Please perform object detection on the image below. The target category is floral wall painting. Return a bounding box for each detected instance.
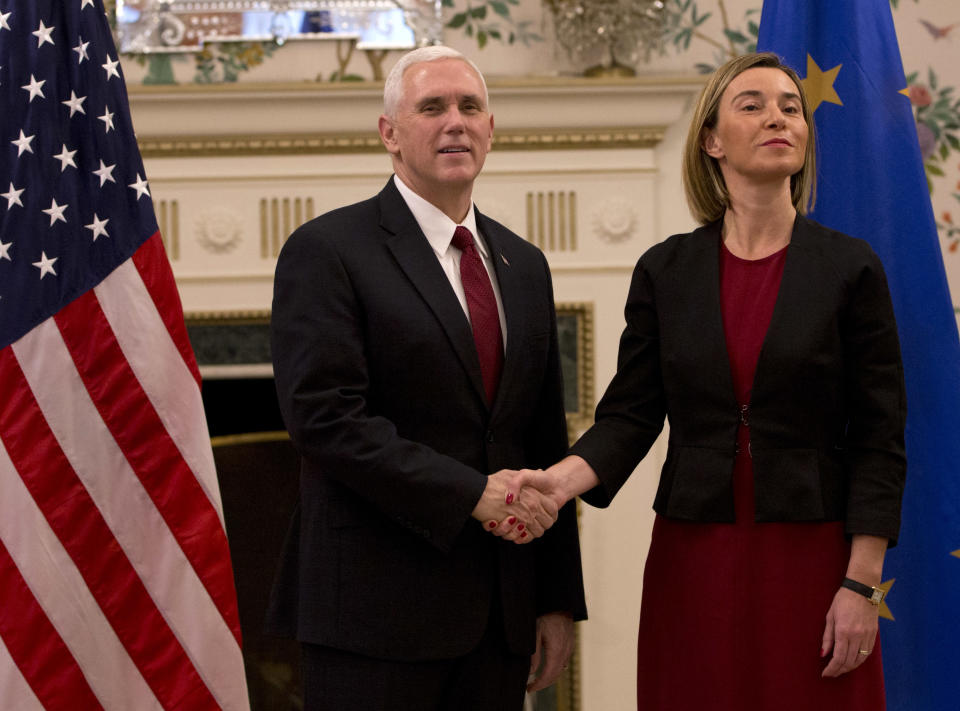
[116,0,960,309]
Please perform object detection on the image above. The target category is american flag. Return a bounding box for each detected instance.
[0,1,250,709]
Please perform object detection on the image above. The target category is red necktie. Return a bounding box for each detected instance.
[452,226,504,405]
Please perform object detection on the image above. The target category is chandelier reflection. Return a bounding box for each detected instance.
[545,0,666,77]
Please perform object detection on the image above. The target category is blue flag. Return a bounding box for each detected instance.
[758,1,960,708]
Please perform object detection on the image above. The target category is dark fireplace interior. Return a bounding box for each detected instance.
[201,375,303,710]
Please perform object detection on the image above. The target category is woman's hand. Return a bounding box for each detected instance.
[820,586,879,677]
[484,469,561,543]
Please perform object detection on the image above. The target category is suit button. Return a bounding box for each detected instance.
[486,430,494,443]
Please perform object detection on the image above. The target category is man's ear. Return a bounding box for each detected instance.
[379,115,400,156]
[485,114,494,152]
[701,128,724,160]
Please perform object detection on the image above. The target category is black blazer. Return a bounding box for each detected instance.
[572,215,906,544]
[266,178,586,661]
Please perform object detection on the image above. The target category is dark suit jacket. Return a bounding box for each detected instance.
[266,178,586,661]
[573,215,906,544]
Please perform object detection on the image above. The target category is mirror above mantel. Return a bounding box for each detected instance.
[115,0,444,54]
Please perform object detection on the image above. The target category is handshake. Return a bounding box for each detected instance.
[470,465,572,545]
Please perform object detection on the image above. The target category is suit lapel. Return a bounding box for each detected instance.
[378,181,488,405]
[477,211,523,416]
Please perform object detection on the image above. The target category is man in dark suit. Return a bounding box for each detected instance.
[266,46,586,710]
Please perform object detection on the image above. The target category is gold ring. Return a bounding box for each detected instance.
[858,649,871,656]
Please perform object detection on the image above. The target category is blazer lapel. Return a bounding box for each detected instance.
[378,181,488,405]
[752,214,815,402]
[691,222,738,408]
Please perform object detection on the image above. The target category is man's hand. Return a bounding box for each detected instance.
[820,586,879,677]
[486,468,568,543]
[471,469,557,538]
[528,612,574,692]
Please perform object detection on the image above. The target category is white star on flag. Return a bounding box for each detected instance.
[92,159,116,186]
[85,214,110,241]
[32,251,58,278]
[11,130,35,156]
[32,20,55,47]
[54,144,78,172]
[0,5,251,709]
[102,55,120,80]
[129,174,150,200]
[22,74,46,102]
[73,36,89,63]
[42,198,68,226]
[2,182,24,209]
[98,106,114,132]
[62,90,87,117]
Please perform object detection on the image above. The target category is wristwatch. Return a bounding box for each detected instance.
[841,577,885,606]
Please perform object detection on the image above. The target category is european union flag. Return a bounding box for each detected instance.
[758,1,960,708]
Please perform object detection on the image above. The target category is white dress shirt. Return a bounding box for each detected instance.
[393,175,508,348]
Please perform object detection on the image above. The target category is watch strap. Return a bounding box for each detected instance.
[842,577,884,606]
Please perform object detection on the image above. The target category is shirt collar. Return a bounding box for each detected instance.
[393,175,485,259]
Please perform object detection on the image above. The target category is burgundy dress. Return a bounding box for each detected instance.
[634,242,886,710]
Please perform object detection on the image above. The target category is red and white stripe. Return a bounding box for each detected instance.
[0,233,249,710]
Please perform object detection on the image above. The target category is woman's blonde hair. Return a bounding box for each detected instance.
[682,52,817,224]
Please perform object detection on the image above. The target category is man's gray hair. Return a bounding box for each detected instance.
[382,46,489,117]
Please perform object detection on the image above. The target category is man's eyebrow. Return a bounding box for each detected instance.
[414,93,485,109]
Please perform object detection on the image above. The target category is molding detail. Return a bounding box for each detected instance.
[196,208,244,253]
[138,127,665,158]
[157,199,180,260]
[592,198,638,243]
[527,190,578,252]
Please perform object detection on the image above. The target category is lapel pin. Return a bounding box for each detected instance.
[501,253,509,266]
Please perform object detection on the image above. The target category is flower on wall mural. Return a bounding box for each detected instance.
[194,41,278,83]
[906,67,960,253]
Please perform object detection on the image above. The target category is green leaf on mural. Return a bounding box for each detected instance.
[447,12,467,28]
[490,1,509,18]
[926,162,944,177]
[724,29,749,44]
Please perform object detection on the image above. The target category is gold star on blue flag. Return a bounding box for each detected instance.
[758,1,960,708]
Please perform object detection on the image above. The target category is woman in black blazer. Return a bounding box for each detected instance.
[493,53,905,710]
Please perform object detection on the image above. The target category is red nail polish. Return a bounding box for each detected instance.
[488,521,497,529]
[505,492,514,504]
[507,516,517,525]
[517,523,525,531]
[520,531,527,538]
